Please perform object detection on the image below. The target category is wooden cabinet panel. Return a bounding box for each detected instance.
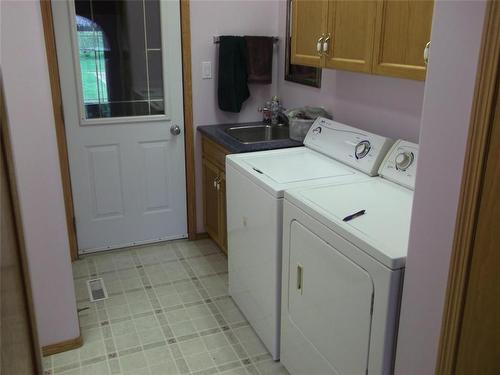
[202,136,228,171]
[219,173,227,254]
[201,135,229,254]
[324,0,377,73]
[290,0,433,80]
[202,158,220,244]
[291,0,328,67]
[372,0,434,80]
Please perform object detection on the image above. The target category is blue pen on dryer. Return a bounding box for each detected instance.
[343,209,366,222]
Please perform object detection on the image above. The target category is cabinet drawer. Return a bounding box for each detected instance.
[202,136,230,171]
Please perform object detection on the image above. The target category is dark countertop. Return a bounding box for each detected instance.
[197,122,303,153]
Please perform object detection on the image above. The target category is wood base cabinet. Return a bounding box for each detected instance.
[290,0,434,80]
[202,136,229,254]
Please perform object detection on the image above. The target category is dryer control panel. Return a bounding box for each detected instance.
[379,140,419,190]
[304,117,394,176]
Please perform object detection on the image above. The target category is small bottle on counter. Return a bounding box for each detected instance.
[270,96,282,125]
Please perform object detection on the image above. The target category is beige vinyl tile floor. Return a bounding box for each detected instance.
[42,239,289,375]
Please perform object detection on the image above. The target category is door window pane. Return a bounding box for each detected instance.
[75,0,164,119]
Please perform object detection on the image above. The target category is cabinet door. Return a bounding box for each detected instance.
[324,0,377,73]
[218,173,228,254]
[202,159,220,245]
[291,0,329,67]
[372,0,434,80]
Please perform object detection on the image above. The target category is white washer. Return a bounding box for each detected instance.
[280,140,418,375]
[226,118,394,360]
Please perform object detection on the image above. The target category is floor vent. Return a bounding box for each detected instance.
[87,278,108,302]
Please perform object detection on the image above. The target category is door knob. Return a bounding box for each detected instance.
[170,125,181,136]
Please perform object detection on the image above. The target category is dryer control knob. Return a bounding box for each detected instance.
[395,152,414,171]
[355,140,371,159]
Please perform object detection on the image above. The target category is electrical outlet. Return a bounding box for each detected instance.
[202,61,212,79]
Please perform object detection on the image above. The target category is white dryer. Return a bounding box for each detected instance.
[280,140,418,375]
[226,118,394,360]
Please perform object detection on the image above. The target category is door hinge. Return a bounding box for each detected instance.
[370,292,374,316]
[72,216,77,234]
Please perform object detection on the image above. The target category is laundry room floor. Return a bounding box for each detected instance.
[43,239,289,375]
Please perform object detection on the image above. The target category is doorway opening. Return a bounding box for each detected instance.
[41,0,196,259]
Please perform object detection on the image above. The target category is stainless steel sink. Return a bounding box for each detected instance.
[225,124,289,144]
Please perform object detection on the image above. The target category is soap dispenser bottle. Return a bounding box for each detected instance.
[270,96,282,125]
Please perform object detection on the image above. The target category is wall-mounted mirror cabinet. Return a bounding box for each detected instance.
[285,0,322,87]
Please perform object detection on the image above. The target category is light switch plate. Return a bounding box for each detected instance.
[202,61,212,79]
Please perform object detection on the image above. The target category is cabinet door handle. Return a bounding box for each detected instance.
[213,176,219,189]
[424,41,431,65]
[297,264,304,294]
[316,34,325,54]
[322,33,331,54]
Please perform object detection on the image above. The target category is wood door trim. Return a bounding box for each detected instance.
[41,334,83,357]
[435,1,500,374]
[39,0,198,256]
[180,0,197,240]
[40,0,78,261]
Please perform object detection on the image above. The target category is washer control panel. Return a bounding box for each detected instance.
[379,140,419,190]
[304,117,394,176]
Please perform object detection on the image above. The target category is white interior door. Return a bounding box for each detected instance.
[52,0,187,253]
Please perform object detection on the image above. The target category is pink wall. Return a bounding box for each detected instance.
[193,0,426,231]
[276,1,425,143]
[1,1,80,346]
[190,0,280,232]
[394,1,487,374]
[0,4,487,368]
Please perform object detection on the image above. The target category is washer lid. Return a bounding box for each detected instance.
[291,179,414,269]
[244,148,354,184]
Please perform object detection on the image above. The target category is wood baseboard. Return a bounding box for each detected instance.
[194,232,209,240]
[42,335,83,357]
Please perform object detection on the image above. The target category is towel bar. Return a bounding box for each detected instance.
[213,36,279,44]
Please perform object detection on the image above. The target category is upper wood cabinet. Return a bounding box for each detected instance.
[324,0,377,73]
[372,0,434,80]
[290,0,434,80]
[291,0,328,68]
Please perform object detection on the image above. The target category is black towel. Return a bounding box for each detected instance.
[217,36,250,113]
[245,36,274,84]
